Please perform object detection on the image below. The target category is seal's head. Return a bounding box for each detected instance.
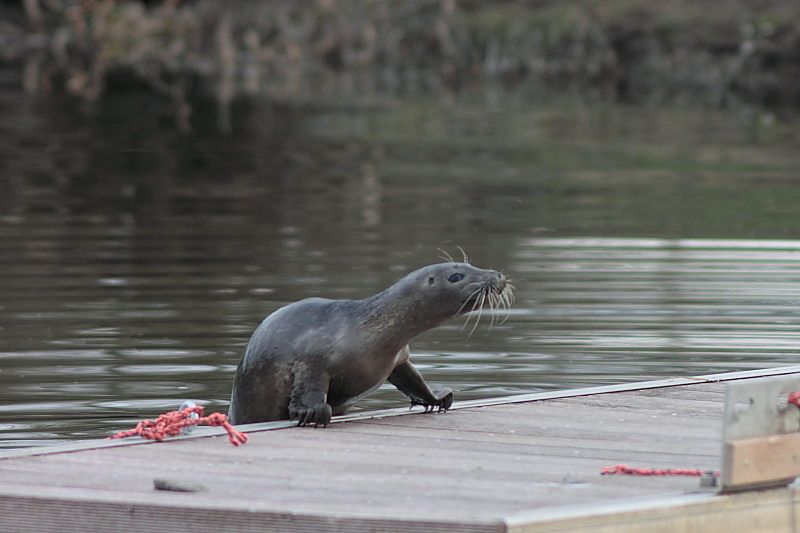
[377,262,513,334]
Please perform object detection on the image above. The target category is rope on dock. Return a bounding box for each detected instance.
[788,391,800,408]
[109,405,248,446]
[601,465,718,477]
[604,391,800,478]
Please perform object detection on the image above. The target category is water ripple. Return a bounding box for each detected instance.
[4,233,800,447]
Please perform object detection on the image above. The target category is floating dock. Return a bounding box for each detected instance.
[1,366,799,533]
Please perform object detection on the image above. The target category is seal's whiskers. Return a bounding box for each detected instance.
[456,286,482,317]
[438,247,471,265]
[458,286,483,334]
[460,289,480,334]
[457,246,470,264]
[468,290,487,337]
[438,249,456,263]
[497,282,515,325]
[460,281,514,337]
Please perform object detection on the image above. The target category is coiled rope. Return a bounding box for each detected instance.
[109,405,248,446]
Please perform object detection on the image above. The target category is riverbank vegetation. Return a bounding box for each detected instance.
[2,0,799,117]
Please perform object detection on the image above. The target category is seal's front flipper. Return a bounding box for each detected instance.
[428,387,454,412]
[289,390,333,427]
[388,361,453,413]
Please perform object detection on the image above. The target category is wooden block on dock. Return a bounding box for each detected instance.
[721,374,800,491]
[723,433,800,489]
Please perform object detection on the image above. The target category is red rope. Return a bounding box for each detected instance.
[788,391,800,408]
[601,464,718,476]
[602,391,800,477]
[109,405,248,446]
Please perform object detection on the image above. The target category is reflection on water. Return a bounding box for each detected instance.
[2,90,800,448]
[3,224,800,448]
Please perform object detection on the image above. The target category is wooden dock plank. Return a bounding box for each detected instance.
[0,386,719,512]
[0,429,710,501]
[0,435,710,492]
[0,368,797,533]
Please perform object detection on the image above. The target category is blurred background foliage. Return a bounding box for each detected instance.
[2,0,800,115]
[1,0,800,220]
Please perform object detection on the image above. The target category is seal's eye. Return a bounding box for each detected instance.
[447,273,465,283]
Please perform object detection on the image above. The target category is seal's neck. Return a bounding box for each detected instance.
[359,284,441,350]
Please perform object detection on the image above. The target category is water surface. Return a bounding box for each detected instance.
[2,91,800,447]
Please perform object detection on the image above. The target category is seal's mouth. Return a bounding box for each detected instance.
[459,276,514,336]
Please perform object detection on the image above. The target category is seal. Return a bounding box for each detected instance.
[228,262,512,427]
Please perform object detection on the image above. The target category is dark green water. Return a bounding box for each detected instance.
[2,89,800,447]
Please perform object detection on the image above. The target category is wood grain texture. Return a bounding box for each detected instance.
[0,371,797,532]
